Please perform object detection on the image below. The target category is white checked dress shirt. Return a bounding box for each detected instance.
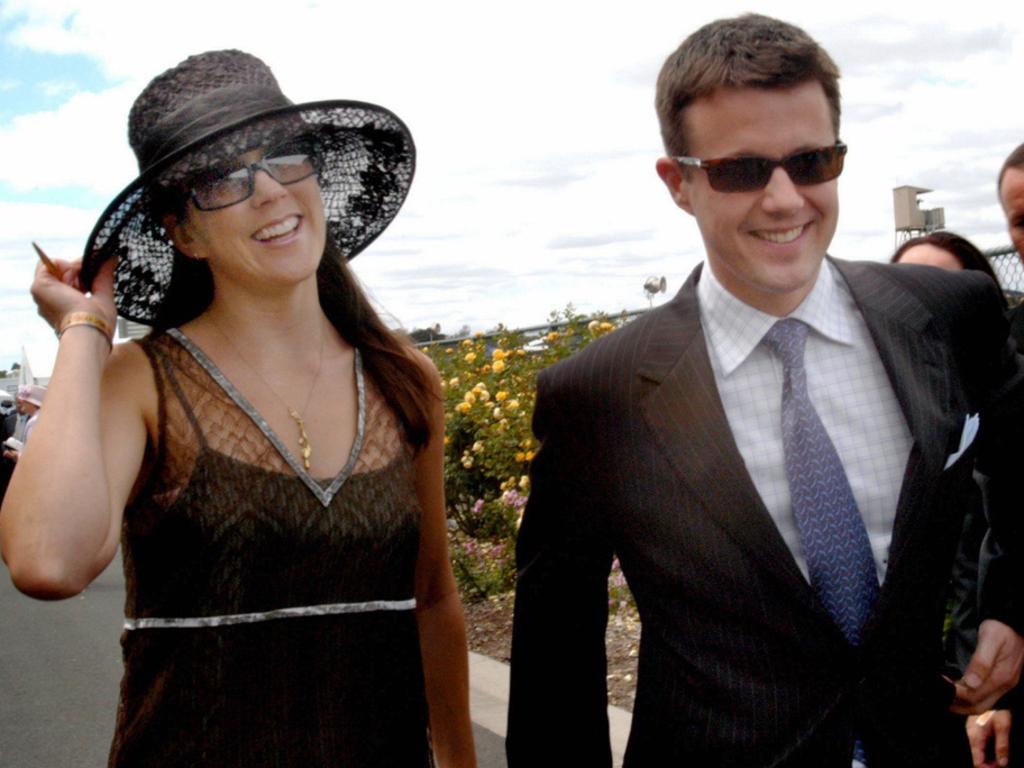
[697,260,913,582]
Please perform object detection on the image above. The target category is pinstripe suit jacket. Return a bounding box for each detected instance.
[507,258,1024,768]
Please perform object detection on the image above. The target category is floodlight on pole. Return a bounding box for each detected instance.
[643,276,667,307]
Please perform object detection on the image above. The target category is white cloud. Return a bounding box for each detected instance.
[0,83,137,194]
[0,0,1021,372]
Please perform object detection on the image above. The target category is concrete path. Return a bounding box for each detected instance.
[0,554,631,766]
[469,651,633,767]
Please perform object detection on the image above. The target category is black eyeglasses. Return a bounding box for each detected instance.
[674,142,847,193]
[189,142,318,211]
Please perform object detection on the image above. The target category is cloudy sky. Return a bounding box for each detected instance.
[0,0,1020,375]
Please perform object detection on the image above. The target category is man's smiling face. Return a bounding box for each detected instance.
[661,79,840,316]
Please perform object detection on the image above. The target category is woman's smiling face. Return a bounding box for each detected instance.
[173,144,327,296]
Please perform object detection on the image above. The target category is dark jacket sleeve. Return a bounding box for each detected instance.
[969,284,1024,636]
[506,365,615,768]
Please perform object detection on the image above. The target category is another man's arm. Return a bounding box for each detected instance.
[952,278,1024,714]
[507,369,615,767]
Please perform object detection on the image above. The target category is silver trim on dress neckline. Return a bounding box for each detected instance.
[166,328,366,508]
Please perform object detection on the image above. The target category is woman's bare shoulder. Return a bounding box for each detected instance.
[102,339,159,420]
[105,338,154,380]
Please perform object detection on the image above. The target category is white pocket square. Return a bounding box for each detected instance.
[944,413,979,470]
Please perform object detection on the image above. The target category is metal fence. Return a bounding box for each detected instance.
[414,309,650,349]
[416,247,1021,348]
[987,245,1023,303]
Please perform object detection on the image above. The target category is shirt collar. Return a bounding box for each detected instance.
[697,258,857,377]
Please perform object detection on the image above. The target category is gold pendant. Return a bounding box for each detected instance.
[289,408,312,470]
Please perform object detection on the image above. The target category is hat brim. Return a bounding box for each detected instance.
[81,100,415,326]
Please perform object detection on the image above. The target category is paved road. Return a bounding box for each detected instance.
[0,554,508,767]
[0,556,123,767]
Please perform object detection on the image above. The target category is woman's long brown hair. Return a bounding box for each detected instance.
[316,239,435,449]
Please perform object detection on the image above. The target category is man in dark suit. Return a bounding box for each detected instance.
[1,403,16,442]
[1,401,18,501]
[999,143,1024,347]
[507,14,1024,767]
[963,143,1024,768]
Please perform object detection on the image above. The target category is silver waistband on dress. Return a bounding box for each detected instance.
[123,598,417,630]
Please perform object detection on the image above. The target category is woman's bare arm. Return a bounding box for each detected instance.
[411,352,476,768]
[0,257,152,598]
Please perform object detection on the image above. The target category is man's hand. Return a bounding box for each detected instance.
[967,709,1012,768]
[952,620,1024,714]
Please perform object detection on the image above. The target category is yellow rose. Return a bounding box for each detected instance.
[478,390,491,403]
[515,452,526,462]
[461,339,473,348]
[455,402,471,414]
[507,399,520,411]
[472,441,484,453]
[463,391,476,404]
[461,456,474,469]
[464,352,477,363]
[493,407,503,419]
[492,359,506,373]
[444,435,451,445]
[481,364,492,374]
[496,390,509,402]
[546,331,559,342]
[526,450,535,461]
[448,377,460,388]
[492,349,506,361]
[600,321,615,331]
[519,475,530,491]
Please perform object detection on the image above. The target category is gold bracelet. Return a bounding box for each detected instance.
[57,312,113,347]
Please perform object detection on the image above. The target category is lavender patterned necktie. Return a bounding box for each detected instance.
[763,318,879,647]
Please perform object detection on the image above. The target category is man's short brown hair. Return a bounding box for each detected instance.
[655,14,841,157]
[998,142,1024,196]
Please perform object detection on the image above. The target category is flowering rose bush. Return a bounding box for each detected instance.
[423,308,627,600]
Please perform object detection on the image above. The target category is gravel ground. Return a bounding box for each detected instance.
[463,592,640,711]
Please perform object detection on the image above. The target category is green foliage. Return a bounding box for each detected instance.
[424,307,626,600]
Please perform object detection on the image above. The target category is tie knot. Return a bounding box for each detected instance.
[762,318,809,369]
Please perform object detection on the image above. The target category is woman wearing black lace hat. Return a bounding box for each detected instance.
[0,50,475,767]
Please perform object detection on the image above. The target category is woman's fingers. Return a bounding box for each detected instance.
[29,254,115,330]
[87,257,118,322]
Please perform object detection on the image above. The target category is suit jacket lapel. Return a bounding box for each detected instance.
[831,259,960,581]
[638,265,813,600]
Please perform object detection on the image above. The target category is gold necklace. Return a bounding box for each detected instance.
[210,319,326,471]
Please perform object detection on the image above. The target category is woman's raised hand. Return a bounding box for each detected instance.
[30,251,117,335]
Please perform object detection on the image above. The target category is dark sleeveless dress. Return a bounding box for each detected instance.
[108,330,433,767]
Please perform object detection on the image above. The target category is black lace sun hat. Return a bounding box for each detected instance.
[80,49,415,326]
